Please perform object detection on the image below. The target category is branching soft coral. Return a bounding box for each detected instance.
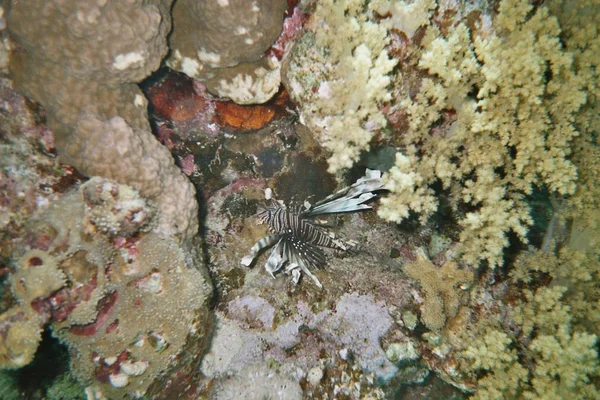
[404,252,473,331]
[461,329,528,400]
[283,0,401,173]
[550,0,600,229]
[379,0,586,267]
[458,237,600,399]
[460,284,599,400]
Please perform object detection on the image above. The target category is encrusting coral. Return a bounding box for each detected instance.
[403,251,474,331]
[0,178,213,398]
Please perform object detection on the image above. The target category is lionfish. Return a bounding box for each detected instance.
[240,169,384,288]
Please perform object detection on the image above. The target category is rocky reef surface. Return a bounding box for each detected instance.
[0,0,598,399]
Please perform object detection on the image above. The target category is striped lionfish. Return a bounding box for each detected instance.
[240,169,384,288]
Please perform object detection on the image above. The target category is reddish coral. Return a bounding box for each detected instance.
[146,72,209,122]
[69,291,118,336]
[28,257,43,267]
[180,154,196,176]
[154,122,176,149]
[106,319,119,334]
[266,5,307,60]
[28,274,97,323]
[94,350,130,383]
[215,101,276,131]
[113,236,141,263]
[144,71,219,141]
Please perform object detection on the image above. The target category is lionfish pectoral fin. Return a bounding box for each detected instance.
[240,255,255,267]
[286,261,323,289]
[291,267,301,285]
[240,234,281,267]
[265,239,288,278]
[301,169,384,217]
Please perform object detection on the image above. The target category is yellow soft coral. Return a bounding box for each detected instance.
[461,329,528,400]
[404,252,474,331]
[457,240,600,399]
[460,284,598,400]
[550,0,600,230]
[379,0,586,267]
[284,0,408,173]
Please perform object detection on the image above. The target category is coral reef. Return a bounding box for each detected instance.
[0,178,212,398]
[200,294,398,397]
[281,0,598,397]
[198,134,440,397]
[283,0,591,270]
[168,0,287,104]
[2,0,599,398]
[0,65,214,395]
[282,0,398,173]
[7,0,199,241]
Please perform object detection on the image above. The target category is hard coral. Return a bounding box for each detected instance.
[7,0,199,242]
[7,0,171,85]
[0,306,44,369]
[0,77,68,256]
[168,0,287,104]
[68,113,197,239]
[0,178,213,398]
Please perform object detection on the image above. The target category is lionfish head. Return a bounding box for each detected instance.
[257,201,284,225]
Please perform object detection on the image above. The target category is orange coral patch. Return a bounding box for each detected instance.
[215,102,275,131]
[215,89,291,132]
